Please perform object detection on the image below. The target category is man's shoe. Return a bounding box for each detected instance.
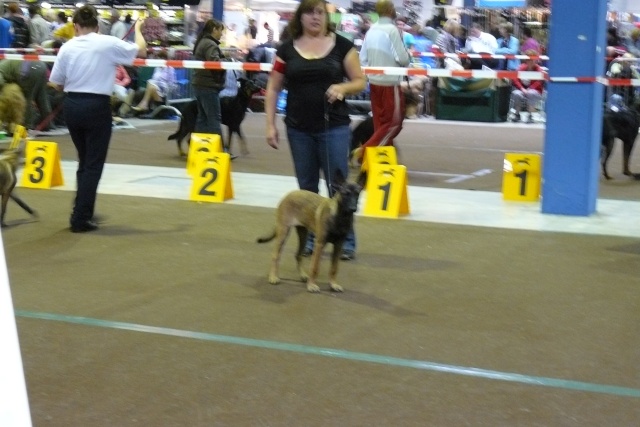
[340,250,355,261]
[301,248,313,257]
[512,113,521,123]
[527,114,535,124]
[70,220,99,233]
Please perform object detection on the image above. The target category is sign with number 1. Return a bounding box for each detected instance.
[363,164,410,218]
[502,153,541,201]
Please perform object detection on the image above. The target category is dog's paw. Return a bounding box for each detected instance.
[330,282,344,293]
[268,275,280,285]
[306,282,321,293]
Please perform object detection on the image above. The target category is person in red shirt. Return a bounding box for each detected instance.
[510,49,545,123]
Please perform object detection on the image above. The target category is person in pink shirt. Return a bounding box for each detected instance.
[520,27,541,55]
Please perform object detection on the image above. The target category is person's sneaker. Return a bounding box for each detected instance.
[527,114,535,124]
[340,250,355,261]
[512,113,521,123]
[301,248,313,257]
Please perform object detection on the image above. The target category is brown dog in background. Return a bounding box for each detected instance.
[0,83,26,134]
[257,171,363,293]
[0,148,37,227]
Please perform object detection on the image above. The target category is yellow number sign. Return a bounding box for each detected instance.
[10,125,27,150]
[363,164,410,218]
[186,133,223,176]
[502,153,542,201]
[189,152,234,203]
[20,141,64,189]
[361,146,398,172]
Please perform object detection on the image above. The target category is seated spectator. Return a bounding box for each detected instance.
[510,50,545,124]
[112,65,133,116]
[132,52,176,112]
[520,27,541,55]
[435,19,461,68]
[464,22,498,69]
[396,18,415,51]
[495,22,520,71]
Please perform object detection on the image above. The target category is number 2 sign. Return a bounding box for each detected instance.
[189,153,234,203]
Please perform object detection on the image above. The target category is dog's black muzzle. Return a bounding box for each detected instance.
[344,196,359,213]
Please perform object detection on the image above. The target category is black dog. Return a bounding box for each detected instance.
[167,77,262,157]
[349,115,374,166]
[350,115,374,153]
[602,106,640,180]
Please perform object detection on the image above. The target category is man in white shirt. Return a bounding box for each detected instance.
[464,22,499,69]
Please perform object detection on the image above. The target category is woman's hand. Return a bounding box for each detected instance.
[326,84,345,103]
[266,125,279,149]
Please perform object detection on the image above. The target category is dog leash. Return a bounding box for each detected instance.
[35,102,64,132]
[323,98,333,193]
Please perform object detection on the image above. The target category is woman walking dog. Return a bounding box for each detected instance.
[49,5,146,233]
[265,0,365,260]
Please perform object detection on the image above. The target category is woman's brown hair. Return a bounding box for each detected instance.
[288,0,331,40]
[193,18,224,53]
[72,5,98,30]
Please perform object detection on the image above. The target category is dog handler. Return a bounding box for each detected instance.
[49,5,146,233]
[265,0,365,260]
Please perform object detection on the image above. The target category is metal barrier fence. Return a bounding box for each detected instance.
[3,49,636,120]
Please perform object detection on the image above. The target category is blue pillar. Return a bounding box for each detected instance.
[213,0,224,20]
[541,0,607,216]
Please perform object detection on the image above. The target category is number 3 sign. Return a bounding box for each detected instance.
[20,141,64,189]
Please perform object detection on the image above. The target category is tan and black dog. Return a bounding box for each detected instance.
[257,172,363,293]
[0,148,37,227]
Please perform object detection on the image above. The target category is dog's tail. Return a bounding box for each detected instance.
[256,229,276,244]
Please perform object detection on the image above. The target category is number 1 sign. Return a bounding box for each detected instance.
[502,153,541,201]
[363,164,410,218]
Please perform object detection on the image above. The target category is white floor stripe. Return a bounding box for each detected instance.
[17,160,640,238]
